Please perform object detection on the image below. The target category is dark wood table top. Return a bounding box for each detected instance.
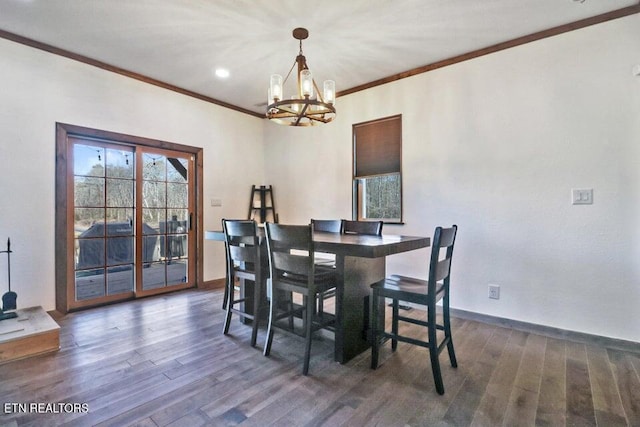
[205,230,430,259]
[313,231,429,258]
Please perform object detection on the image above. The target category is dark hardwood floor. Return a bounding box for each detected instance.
[1,288,639,426]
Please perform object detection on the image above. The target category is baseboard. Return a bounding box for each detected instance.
[450,307,640,354]
[200,278,225,290]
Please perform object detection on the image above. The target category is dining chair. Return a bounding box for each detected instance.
[342,219,383,236]
[315,219,383,313]
[370,225,458,395]
[310,219,343,316]
[222,219,268,347]
[263,222,337,375]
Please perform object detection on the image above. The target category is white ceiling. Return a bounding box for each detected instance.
[0,0,637,116]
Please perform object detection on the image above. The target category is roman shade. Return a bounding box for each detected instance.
[353,115,401,178]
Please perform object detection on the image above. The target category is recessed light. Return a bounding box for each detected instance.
[215,68,230,79]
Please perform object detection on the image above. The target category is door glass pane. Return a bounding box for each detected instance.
[74,208,104,235]
[167,209,188,228]
[143,208,165,234]
[165,233,187,260]
[106,236,134,266]
[143,154,166,181]
[106,148,133,179]
[167,183,187,208]
[167,258,188,286]
[106,179,134,207]
[143,261,165,290]
[143,235,160,263]
[75,268,105,301]
[74,144,105,177]
[76,238,104,270]
[74,177,105,207]
[106,209,134,235]
[143,181,166,208]
[167,157,188,183]
[107,265,134,295]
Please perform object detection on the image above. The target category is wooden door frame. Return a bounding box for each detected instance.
[55,123,204,313]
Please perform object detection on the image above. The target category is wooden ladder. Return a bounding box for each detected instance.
[248,185,278,223]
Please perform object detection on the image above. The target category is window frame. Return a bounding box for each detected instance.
[352,114,403,224]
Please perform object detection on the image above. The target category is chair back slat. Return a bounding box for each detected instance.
[225,220,257,239]
[273,252,311,276]
[311,219,342,233]
[342,220,383,236]
[265,223,315,282]
[267,223,312,251]
[438,226,456,248]
[222,219,260,272]
[229,245,256,264]
[428,225,458,295]
[433,258,451,283]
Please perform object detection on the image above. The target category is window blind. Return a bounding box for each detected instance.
[353,115,401,178]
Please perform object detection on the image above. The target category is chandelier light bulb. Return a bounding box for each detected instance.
[323,80,335,105]
[270,74,283,102]
[300,69,313,98]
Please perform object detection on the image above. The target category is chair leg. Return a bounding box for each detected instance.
[318,292,324,316]
[222,280,233,335]
[428,305,445,395]
[370,288,380,369]
[250,280,261,347]
[222,279,229,310]
[391,299,399,351]
[263,285,276,357]
[443,297,457,368]
[287,292,295,331]
[302,293,314,376]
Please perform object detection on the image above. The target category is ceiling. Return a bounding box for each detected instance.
[1,0,638,117]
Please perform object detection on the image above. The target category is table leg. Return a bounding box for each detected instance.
[334,255,385,364]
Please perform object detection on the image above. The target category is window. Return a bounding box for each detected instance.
[353,115,402,223]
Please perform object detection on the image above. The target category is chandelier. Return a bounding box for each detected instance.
[266,28,336,126]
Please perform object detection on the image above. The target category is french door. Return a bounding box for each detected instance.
[61,129,198,310]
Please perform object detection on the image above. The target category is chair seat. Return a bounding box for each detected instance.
[314,256,336,267]
[280,269,337,291]
[373,275,445,305]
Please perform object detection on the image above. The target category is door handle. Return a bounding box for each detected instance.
[189,213,193,231]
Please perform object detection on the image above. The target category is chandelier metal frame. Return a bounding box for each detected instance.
[266,28,336,126]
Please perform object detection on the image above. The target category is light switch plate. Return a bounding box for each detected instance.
[572,189,593,205]
[210,198,222,207]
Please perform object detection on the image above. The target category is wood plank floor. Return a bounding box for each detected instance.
[0,288,639,426]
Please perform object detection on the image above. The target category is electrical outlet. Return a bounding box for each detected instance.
[488,284,500,300]
[572,189,593,205]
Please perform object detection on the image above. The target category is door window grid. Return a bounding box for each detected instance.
[73,142,136,301]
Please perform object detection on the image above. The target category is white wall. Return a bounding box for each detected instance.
[0,37,264,311]
[264,15,640,342]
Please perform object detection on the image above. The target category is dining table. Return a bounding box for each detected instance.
[205,228,430,364]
